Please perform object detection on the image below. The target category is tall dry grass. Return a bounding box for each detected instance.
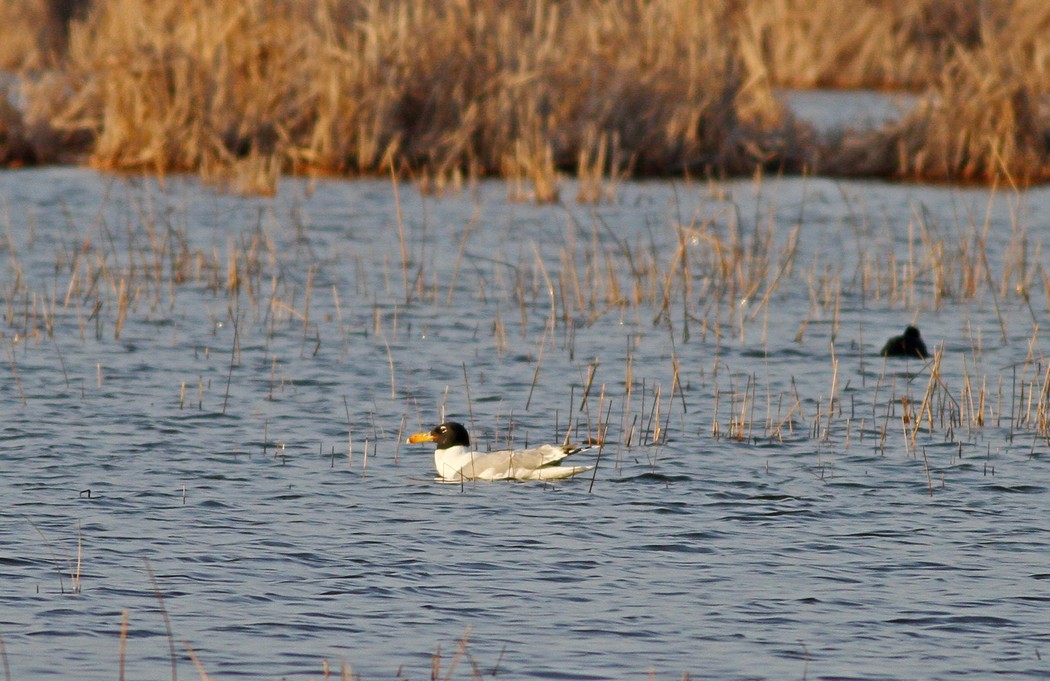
[19,0,800,194]
[6,0,1050,188]
[885,32,1050,184]
[775,0,1050,183]
[740,0,987,90]
[821,29,1050,183]
[0,0,91,71]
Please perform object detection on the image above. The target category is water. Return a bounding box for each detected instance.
[2,168,1049,680]
[779,88,918,133]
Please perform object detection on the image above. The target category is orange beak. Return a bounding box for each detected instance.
[407,431,435,444]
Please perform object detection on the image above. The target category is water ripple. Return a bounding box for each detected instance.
[1,170,1048,680]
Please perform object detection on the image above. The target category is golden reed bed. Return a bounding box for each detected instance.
[3,0,1050,193]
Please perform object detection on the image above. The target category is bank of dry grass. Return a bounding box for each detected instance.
[741,0,988,90]
[820,39,1050,184]
[748,0,1050,183]
[18,0,804,195]
[5,0,1050,189]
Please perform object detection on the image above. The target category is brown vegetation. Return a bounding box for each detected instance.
[812,2,1050,184]
[0,0,91,71]
[12,0,804,194]
[3,0,1050,190]
[0,87,36,166]
[740,0,988,91]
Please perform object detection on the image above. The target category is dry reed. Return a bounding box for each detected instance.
[0,0,90,71]
[740,0,988,90]
[8,0,804,192]
[827,48,1050,184]
[8,1,1050,187]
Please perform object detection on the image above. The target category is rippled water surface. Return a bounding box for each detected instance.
[2,168,1050,679]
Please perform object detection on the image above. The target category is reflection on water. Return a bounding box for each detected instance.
[1,168,1048,680]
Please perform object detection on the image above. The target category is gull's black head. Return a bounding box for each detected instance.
[426,422,471,449]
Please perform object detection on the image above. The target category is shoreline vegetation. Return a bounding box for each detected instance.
[4,0,1050,195]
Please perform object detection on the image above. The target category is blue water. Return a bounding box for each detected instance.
[1,168,1049,679]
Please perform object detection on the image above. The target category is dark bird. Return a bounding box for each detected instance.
[880,325,929,359]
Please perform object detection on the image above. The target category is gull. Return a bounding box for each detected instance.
[407,422,593,481]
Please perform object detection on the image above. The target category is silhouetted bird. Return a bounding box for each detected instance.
[880,325,929,359]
